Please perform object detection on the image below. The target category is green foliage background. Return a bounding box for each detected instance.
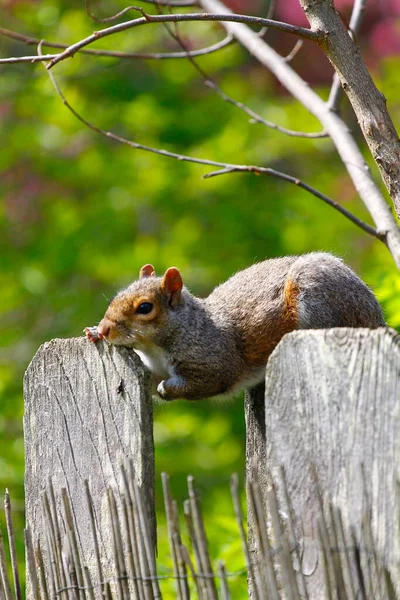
[1,1,400,597]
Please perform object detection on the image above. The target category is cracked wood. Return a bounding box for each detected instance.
[248,327,400,597]
[24,337,154,596]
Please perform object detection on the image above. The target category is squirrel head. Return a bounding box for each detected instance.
[97,264,183,347]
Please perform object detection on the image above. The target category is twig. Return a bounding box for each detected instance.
[130,463,161,599]
[82,568,95,600]
[267,482,301,600]
[171,502,190,600]
[41,58,383,244]
[317,519,335,600]
[161,474,180,598]
[206,80,327,138]
[284,39,303,63]
[107,488,129,600]
[124,467,152,600]
[161,473,185,599]
[35,543,50,600]
[120,467,146,600]
[230,474,259,600]
[0,54,59,64]
[331,506,357,600]
[183,500,206,598]
[247,480,278,599]
[4,490,21,600]
[85,1,142,23]
[41,505,57,600]
[25,528,42,600]
[45,480,70,600]
[46,12,319,69]
[119,495,141,600]
[61,489,85,600]
[327,502,347,596]
[327,0,367,113]
[83,481,108,600]
[217,561,231,600]
[187,476,218,600]
[0,26,235,61]
[0,529,13,600]
[276,467,307,598]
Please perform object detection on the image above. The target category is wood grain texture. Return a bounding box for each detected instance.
[24,338,154,592]
[259,327,400,596]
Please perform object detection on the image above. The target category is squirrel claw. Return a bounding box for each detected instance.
[84,326,103,343]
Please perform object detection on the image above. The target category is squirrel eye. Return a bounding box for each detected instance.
[136,302,153,315]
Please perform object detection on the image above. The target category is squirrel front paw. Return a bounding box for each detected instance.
[157,380,172,400]
[84,326,104,343]
[157,379,181,401]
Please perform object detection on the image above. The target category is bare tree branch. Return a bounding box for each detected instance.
[45,12,320,69]
[327,0,367,113]
[197,0,400,269]
[300,0,400,220]
[40,49,382,244]
[0,26,234,61]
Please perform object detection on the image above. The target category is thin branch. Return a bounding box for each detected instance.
[85,1,142,23]
[204,167,385,241]
[0,54,59,64]
[40,51,385,244]
[327,0,367,113]
[46,12,320,69]
[0,26,234,60]
[284,39,303,63]
[266,0,276,20]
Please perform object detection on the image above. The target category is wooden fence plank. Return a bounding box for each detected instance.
[246,327,400,598]
[24,338,154,599]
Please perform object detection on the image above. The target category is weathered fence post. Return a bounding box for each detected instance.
[24,337,154,597]
[246,327,400,598]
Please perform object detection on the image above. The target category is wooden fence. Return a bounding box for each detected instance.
[16,327,400,598]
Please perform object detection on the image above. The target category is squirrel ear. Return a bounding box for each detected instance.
[139,264,156,278]
[161,267,183,306]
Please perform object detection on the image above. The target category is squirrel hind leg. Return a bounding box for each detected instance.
[287,253,385,329]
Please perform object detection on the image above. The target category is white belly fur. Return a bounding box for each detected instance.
[134,345,172,380]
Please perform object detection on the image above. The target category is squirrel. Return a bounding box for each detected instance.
[85,252,385,401]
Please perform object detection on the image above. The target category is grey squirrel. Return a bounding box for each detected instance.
[85,252,385,401]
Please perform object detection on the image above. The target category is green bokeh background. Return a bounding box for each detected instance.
[1,1,400,597]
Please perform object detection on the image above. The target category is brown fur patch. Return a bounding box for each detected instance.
[243,278,300,367]
[282,277,300,329]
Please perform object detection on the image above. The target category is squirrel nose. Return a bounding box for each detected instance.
[97,319,112,338]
